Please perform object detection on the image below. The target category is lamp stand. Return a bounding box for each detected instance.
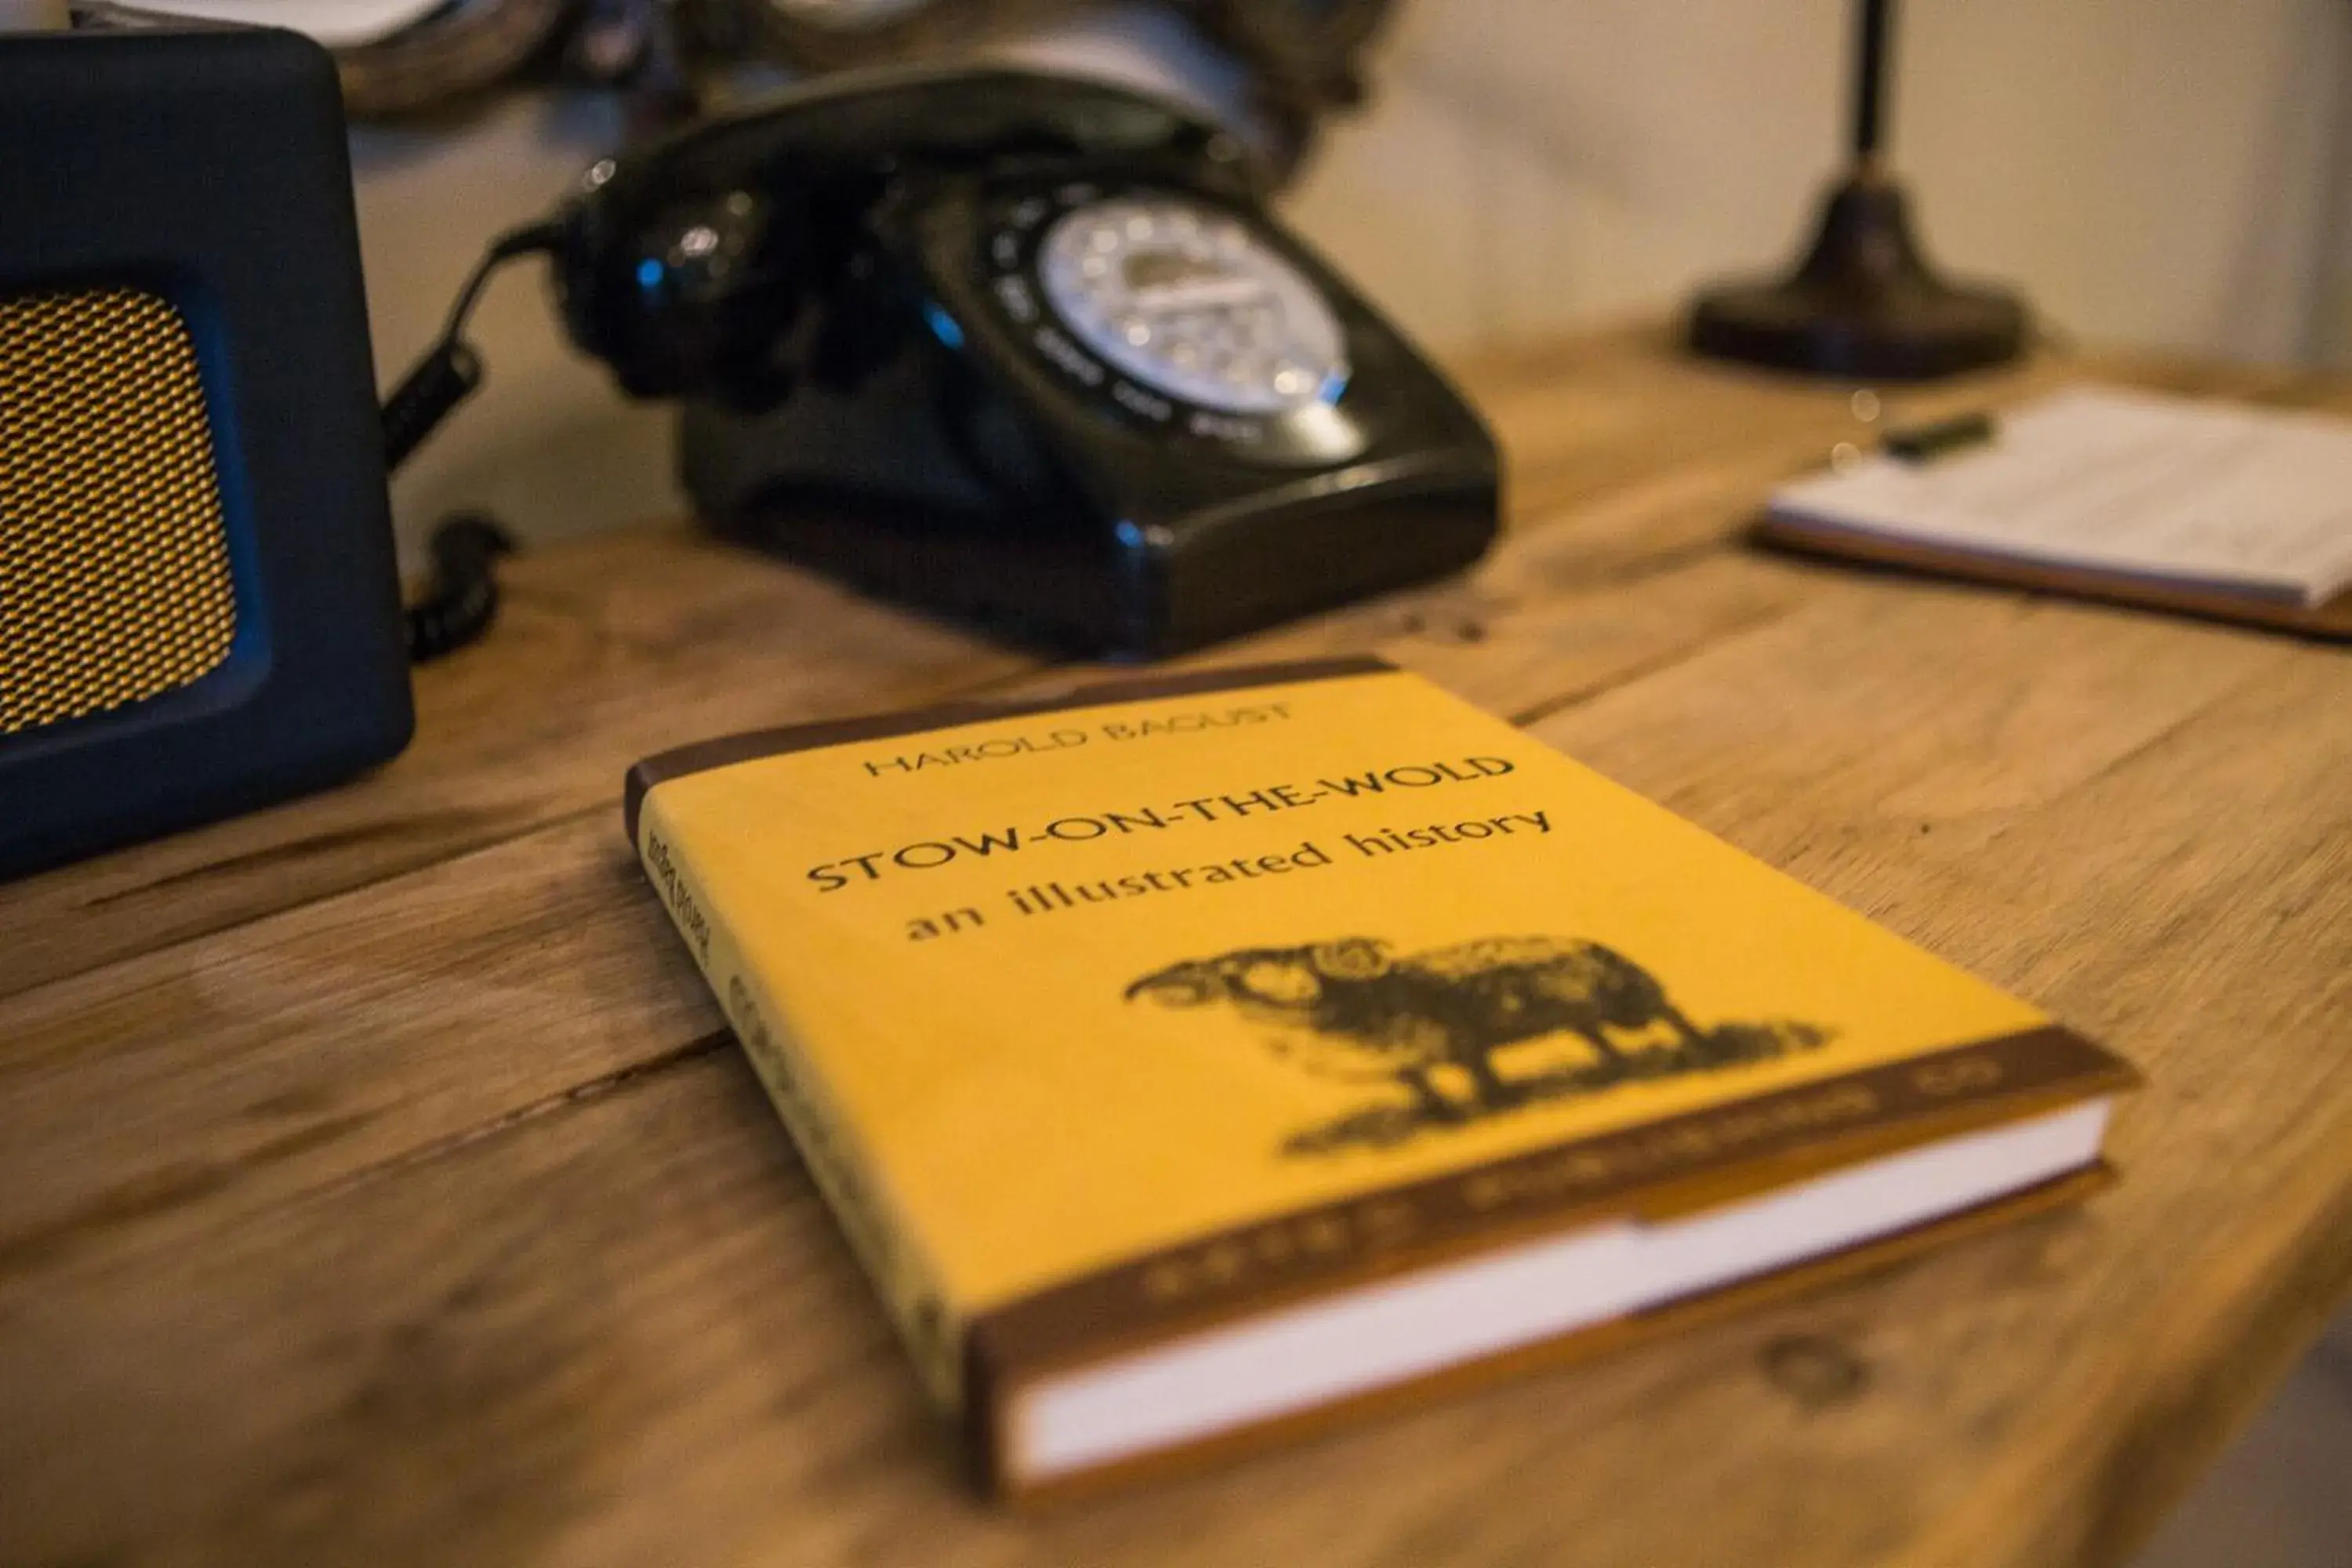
[1687,0,2026,379]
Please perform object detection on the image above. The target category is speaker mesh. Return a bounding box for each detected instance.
[2,288,239,735]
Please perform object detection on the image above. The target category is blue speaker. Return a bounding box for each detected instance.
[0,24,412,880]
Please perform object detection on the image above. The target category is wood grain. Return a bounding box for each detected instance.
[0,526,1036,1006]
[3,332,2349,1568]
[0,522,1801,1284]
[0,324,2132,1005]
[0,327,2305,1007]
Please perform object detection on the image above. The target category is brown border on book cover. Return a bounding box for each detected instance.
[964,1023,2136,1498]
[622,656,1399,843]
[1754,516,2352,642]
[1000,1163,2113,1508]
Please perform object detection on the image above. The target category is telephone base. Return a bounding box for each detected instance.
[681,401,1497,660]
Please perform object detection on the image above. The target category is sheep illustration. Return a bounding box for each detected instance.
[1124,935,1711,1123]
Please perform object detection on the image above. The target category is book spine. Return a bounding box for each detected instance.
[635,795,964,1410]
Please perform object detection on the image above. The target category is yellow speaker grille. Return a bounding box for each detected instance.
[2,288,239,735]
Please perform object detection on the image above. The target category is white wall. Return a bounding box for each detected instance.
[2304,2,2352,368]
[357,93,682,561]
[354,0,2352,557]
[1290,0,2352,361]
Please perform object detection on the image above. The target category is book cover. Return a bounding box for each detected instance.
[625,657,2136,1501]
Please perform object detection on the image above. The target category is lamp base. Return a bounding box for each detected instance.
[1689,169,2026,380]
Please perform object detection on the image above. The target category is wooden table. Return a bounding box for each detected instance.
[4,327,2348,1568]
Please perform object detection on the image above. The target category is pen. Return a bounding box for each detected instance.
[1885,410,1998,462]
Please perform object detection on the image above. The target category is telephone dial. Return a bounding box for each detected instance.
[553,64,1500,656]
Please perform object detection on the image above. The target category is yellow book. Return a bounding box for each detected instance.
[625,657,2136,1503]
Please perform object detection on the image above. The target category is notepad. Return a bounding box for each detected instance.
[1762,387,2352,634]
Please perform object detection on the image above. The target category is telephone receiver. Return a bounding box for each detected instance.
[552,64,1500,658]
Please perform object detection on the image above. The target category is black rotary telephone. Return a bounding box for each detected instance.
[551,64,1500,656]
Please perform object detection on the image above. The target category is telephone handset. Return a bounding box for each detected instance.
[554,65,1500,657]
